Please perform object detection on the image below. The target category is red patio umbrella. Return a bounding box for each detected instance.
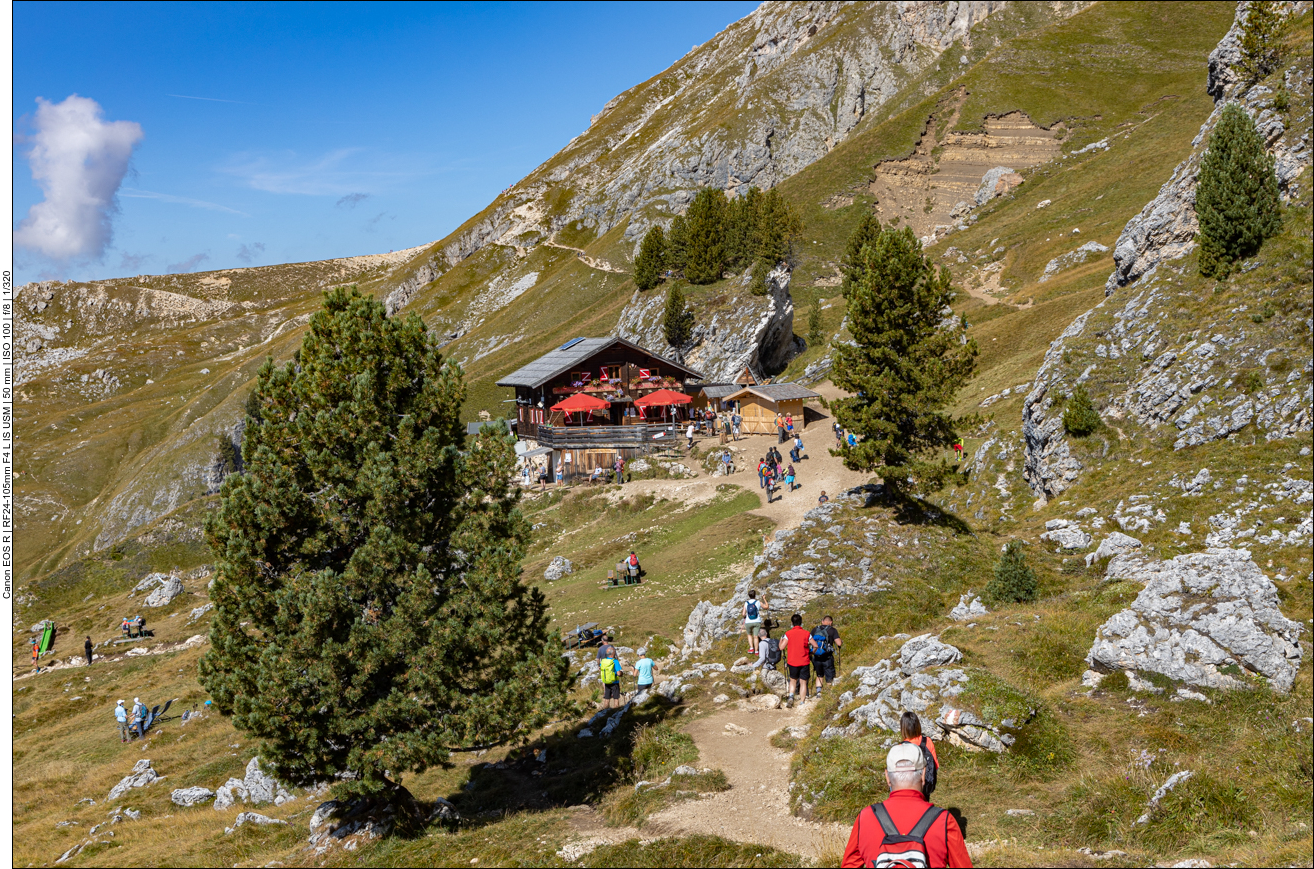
[633,388,691,421]
[633,388,691,407]
[550,392,610,423]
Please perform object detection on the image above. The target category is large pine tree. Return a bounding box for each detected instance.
[830,223,977,498]
[683,188,727,285]
[1237,0,1282,83]
[662,282,695,356]
[666,214,690,273]
[199,287,571,804]
[634,224,666,291]
[1196,102,1281,278]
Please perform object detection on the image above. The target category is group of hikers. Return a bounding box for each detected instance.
[113,697,150,741]
[741,592,840,706]
[755,438,805,503]
[594,634,657,706]
[121,614,150,639]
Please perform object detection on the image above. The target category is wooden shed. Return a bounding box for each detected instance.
[725,382,820,434]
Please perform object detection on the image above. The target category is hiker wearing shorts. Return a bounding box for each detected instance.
[632,650,656,697]
[841,743,971,868]
[785,463,797,492]
[778,613,814,708]
[31,639,39,671]
[810,616,842,697]
[743,590,768,654]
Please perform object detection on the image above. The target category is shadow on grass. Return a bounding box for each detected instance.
[440,696,689,827]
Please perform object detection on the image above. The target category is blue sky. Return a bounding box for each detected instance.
[12,1,758,284]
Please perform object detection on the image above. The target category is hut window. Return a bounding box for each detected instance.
[602,365,622,382]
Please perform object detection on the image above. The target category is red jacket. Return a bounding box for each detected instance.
[842,790,972,868]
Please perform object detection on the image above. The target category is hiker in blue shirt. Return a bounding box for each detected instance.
[632,650,656,697]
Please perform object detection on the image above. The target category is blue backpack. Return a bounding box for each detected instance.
[746,600,759,620]
[811,627,832,656]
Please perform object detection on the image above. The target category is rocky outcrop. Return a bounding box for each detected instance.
[616,264,801,381]
[225,812,287,835]
[1021,310,1093,501]
[214,757,295,810]
[823,635,1033,752]
[145,575,184,608]
[544,556,574,582]
[683,486,888,652]
[1104,2,1310,296]
[108,759,159,801]
[171,786,215,807]
[1086,547,1304,692]
[949,593,988,621]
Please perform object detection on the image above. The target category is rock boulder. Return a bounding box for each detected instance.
[1086,547,1303,692]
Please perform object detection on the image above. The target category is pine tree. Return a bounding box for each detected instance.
[840,212,884,292]
[750,189,803,295]
[684,188,727,285]
[724,186,763,272]
[666,214,689,274]
[1062,384,1101,437]
[1237,0,1282,83]
[199,287,571,807]
[985,541,1037,604]
[830,222,977,498]
[1196,103,1281,277]
[807,300,824,347]
[662,282,694,355]
[634,224,666,291]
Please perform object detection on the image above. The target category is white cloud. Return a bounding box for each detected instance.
[13,95,144,260]
[121,188,248,216]
[235,242,266,263]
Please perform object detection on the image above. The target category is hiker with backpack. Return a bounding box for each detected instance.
[810,616,842,697]
[777,613,814,708]
[743,590,769,654]
[901,712,940,797]
[753,625,780,672]
[841,743,972,868]
[785,463,797,492]
[599,645,624,709]
[790,433,804,463]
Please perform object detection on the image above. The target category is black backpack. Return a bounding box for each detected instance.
[919,737,938,797]
[764,638,781,668]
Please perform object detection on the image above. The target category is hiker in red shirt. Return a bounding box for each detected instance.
[842,743,972,868]
[777,613,814,708]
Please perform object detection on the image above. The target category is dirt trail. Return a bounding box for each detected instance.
[646,700,850,859]
[543,236,628,274]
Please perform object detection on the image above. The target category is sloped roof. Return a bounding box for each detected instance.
[697,384,739,399]
[726,382,820,403]
[495,336,702,389]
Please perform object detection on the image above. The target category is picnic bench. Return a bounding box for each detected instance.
[602,560,644,589]
[563,623,603,650]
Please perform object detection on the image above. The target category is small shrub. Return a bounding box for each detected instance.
[1240,369,1266,394]
[631,722,698,782]
[1100,669,1130,692]
[986,541,1037,604]
[1062,385,1101,437]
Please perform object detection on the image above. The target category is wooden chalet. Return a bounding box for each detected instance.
[725,382,821,434]
[497,337,704,451]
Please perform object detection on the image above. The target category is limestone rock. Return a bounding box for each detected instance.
[949,594,988,621]
[1087,548,1304,692]
[750,692,782,709]
[544,556,574,582]
[170,786,215,807]
[133,573,170,594]
[225,811,287,834]
[107,759,159,802]
[144,575,183,608]
[1084,532,1141,567]
[899,634,962,675]
[243,757,294,805]
[975,167,1016,205]
[1135,770,1194,825]
[1040,520,1092,550]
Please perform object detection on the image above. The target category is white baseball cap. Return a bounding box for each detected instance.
[886,743,926,772]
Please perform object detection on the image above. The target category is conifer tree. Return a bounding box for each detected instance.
[840,212,883,292]
[1062,384,1101,437]
[750,189,803,295]
[724,186,763,272]
[666,214,689,274]
[684,188,727,285]
[1196,103,1281,278]
[662,282,694,356]
[634,224,666,291]
[985,541,1037,604]
[199,287,571,805]
[830,223,977,498]
[1237,0,1282,83]
[807,299,824,347]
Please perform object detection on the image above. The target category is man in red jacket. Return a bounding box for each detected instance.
[842,743,972,868]
[777,612,814,708]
